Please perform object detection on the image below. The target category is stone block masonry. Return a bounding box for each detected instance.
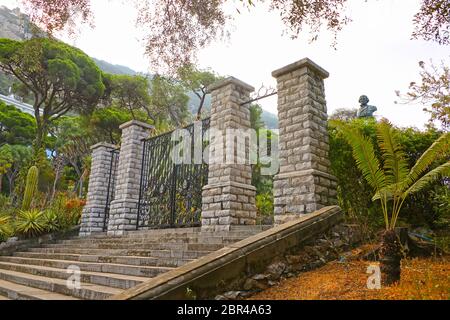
[272,58,338,225]
[201,77,257,231]
[79,143,118,237]
[107,120,154,236]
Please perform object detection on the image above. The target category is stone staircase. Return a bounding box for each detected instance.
[0,227,267,300]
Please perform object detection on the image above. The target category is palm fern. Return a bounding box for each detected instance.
[338,120,450,230]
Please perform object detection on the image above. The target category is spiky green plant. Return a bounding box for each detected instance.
[15,209,46,238]
[339,120,450,230]
[22,166,39,211]
[338,119,450,285]
[43,209,60,232]
[0,214,13,241]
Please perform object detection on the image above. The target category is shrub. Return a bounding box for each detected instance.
[0,214,13,242]
[329,118,448,234]
[256,192,274,225]
[43,209,60,233]
[0,194,10,210]
[15,209,46,238]
[64,198,85,226]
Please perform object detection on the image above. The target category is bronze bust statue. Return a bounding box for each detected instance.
[357,95,377,118]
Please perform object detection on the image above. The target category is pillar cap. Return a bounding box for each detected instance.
[90,142,118,151]
[272,58,329,79]
[119,120,155,131]
[208,76,255,93]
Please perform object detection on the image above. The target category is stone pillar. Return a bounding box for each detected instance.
[272,58,338,225]
[79,143,117,237]
[201,77,257,231]
[107,120,153,236]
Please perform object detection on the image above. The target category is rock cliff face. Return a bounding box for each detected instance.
[0,6,33,40]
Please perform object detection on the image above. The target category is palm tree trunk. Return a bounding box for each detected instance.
[379,229,402,286]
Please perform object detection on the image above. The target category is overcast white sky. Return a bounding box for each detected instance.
[2,0,449,129]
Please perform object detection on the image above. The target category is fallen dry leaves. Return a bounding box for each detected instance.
[250,255,449,300]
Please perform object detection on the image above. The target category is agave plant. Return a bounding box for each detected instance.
[339,119,450,285]
[43,210,60,233]
[15,209,46,238]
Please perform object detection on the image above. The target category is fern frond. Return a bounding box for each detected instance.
[339,125,387,192]
[404,132,450,190]
[377,120,409,185]
[404,161,450,196]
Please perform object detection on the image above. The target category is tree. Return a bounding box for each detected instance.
[149,75,190,126]
[5,145,32,196]
[338,119,450,285]
[0,101,36,146]
[0,144,13,194]
[396,60,450,131]
[108,74,153,120]
[330,108,358,121]
[412,0,450,45]
[20,0,92,34]
[177,64,220,119]
[47,116,93,197]
[0,37,105,151]
[88,106,146,144]
[19,1,450,71]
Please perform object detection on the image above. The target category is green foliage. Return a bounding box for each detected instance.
[256,192,274,217]
[336,119,450,231]
[108,74,152,120]
[22,165,38,210]
[150,75,190,126]
[88,106,149,144]
[0,37,106,150]
[0,144,13,175]
[49,193,85,229]
[176,64,220,118]
[0,213,13,241]
[329,118,449,232]
[15,209,45,238]
[42,209,60,232]
[0,101,36,145]
[0,194,10,210]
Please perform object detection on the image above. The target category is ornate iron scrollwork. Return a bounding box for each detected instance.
[103,149,119,231]
[137,117,210,229]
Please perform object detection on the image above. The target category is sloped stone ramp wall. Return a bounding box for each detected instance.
[111,206,343,300]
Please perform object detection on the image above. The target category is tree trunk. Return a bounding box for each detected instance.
[196,93,206,120]
[379,229,403,286]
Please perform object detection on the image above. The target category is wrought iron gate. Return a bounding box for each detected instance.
[137,118,210,229]
[103,149,119,231]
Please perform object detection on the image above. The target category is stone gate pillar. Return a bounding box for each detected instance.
[79,143,117,237]
[107,120,153,236]
[201,77,257,231]
[272,58,337,225]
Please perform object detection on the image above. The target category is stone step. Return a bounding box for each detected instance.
[0,261,149,289]
[42,242,224,251]
[25,247,212,259]
[12,252,193,267]
[56,235,247,246]
[0,269,120,300]
[0,256,172,278]
[0,279,79,300]
[78,228,265,240]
